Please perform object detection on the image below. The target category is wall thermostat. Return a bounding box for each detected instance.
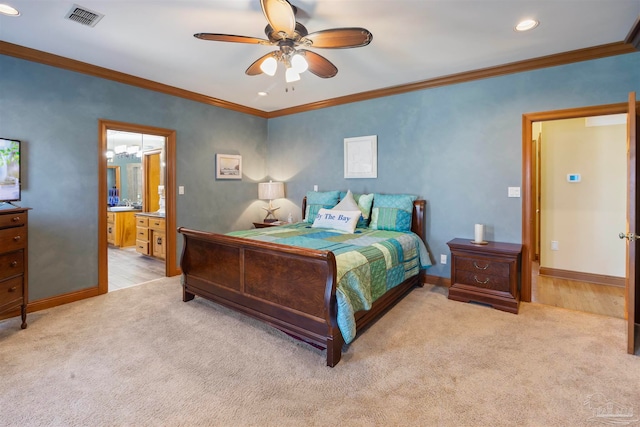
[567,173,581,183]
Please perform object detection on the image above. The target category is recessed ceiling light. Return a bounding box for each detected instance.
[258,92,268,97]
[0,4,20,16]
[515,19,539,32]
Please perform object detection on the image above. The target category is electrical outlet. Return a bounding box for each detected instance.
[551,240,559,251]
[313,185,318,192]
[440,254,447,265]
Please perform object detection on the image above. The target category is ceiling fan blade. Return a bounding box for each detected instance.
[245,52,277,76]
[299,50,337,78]
[260,0,295,37]
[194,33,270,45]
[302,28,373,49]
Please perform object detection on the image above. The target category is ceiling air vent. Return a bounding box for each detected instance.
[65,4,104,27]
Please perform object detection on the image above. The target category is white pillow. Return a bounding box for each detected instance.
[333,190,360,211]
[312,208,361,234]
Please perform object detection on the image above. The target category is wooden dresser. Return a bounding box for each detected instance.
[135,214,166,260]
[0,207,29,329]
[447,238,522,314]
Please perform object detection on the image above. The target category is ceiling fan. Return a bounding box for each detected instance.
[194,0,373,83]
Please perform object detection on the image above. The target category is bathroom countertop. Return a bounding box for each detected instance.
[134,211,165,218]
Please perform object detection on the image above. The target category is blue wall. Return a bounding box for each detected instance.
[267,53,640,278]
[0,55,267,300]
[1,51,639,300]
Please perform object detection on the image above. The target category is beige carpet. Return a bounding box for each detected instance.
[1,277,639,426]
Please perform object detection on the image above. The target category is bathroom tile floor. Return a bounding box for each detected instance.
[108,246,165,292]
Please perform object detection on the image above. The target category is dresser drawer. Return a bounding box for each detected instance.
[456,256,510,277]
[106,212,115,223]
[149,218,165,231]
[0,226,27,252]
[0,250,24,279]
[0,212,25,228]
[136,216,149,227]
[454,270,511,293]
[136,227,149,240]
[0,276,23,308]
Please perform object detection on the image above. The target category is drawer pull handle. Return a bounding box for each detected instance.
[473,261,489,270]
[10,261,18,267]
[474,275,490,284]
[8,286,17,292]
[13,235,21,242]
[11,216,20,222]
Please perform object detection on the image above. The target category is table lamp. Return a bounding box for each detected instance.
[258,180,285,223]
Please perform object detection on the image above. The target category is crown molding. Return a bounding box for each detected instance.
[0,41,269,119]
[268,42,637,118]
[1,40,636,119]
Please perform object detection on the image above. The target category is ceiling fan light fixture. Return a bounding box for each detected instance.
[260,56,278,76]
[515,19,539,32]
[0,4,20,16]
[291,53,308,74]
[285,67,300,83]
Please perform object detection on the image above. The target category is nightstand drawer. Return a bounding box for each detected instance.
[454,270,510,293]
[0,276,23,308]
[456,256,510,277]
[0,250,24,279]
[447,238,522,314]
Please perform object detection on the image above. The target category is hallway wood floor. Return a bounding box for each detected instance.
[531,262,625,319]
[108,246,165,292]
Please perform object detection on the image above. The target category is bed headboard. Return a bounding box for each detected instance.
[301,196,426,242]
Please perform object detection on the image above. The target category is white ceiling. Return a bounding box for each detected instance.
[1,1,639,113]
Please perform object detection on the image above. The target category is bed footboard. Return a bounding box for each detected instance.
[178,227,343,366]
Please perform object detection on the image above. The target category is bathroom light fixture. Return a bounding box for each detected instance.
[515,19,539,32]
[0,4,20,16]
[258,180,285,223]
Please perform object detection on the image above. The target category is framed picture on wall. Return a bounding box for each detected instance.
[344,135,377,178]
[216,154,242,179]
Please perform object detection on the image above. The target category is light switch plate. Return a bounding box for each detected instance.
[508,187,521,198]
[178,186,185,195]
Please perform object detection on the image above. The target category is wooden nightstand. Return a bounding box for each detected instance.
[447,238,522,314]
[253,221,285,228]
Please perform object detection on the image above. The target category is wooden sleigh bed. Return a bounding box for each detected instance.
[178,198,427,367]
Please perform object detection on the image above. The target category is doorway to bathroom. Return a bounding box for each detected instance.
[98,120,179,294]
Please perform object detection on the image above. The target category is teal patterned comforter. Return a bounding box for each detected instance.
[227,223,431,344]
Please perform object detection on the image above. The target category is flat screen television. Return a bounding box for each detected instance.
[0,138,21,203]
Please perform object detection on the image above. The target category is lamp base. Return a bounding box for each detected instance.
[262,204,280,222]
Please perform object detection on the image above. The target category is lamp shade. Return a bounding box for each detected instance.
[258,181,284,200]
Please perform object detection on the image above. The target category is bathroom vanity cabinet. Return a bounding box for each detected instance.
[106,211,137,247]
[135,214,166,260]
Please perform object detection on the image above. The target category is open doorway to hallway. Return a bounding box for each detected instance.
[528,112,627,319]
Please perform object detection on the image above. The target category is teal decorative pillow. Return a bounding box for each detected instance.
[305,190,340,223]
[338,190,374,228]
[369,193,417,232]
[312,208,361,233]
